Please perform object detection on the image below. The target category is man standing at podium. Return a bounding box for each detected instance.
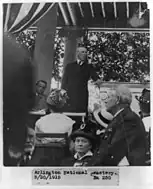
[62,46,100,113]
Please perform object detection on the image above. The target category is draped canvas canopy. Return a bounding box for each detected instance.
[3,2,55,34]
[3,2,149,35]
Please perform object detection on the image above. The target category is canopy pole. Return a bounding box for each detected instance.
[33,4,58,93]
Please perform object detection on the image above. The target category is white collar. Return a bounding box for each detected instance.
[24,147,35,157]
[74,150,93,160]
[36,92,44,97]
[114,108,124,118]
[77,59,84,65]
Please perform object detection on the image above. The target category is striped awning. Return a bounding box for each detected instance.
[27,2,149,32]
[55,2,149,29]
[3,2,149,34]
[3,3,55,34]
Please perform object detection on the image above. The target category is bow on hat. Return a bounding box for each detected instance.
[71,121,98,147]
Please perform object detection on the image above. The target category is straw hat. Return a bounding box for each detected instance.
[93,108,114,128]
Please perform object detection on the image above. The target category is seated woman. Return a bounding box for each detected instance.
[35,88,75,144]
[61,122,99,166]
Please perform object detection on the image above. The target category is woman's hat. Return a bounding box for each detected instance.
[71,123,97,146]
[135,88,150,104]
[46,88,68,108]
[93,108,114,128]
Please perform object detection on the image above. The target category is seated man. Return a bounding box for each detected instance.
[32,80,48,111]
[18,127,49,166]
[135,88,151,165]
[18,127,36,166]
[35,89,75,144]
[135,88,150,132]
[95,85,148,166]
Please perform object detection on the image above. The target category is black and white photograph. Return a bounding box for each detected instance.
[1,0,152,187]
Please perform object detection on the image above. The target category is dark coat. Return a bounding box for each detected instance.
[61,61,99,113]
[18,148,47,166]
[3,34,34,163]
[31,93,47,111]
[4,148,46,166]
[19,146,70,166]
[61,154,95,166]
[94,106,148,166]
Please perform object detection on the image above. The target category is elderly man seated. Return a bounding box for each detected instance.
[35,88,75,144]
[18,127,48,166]
[95,84,148,166]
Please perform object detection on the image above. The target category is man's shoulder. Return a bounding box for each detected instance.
[25,148,50,166]
[41,93,47,98]
[112,107,141,127]
[31,92,36,98]
[66,61,77,68]
[61,156,75,166]
[120,107,138,120]
[120,107,145,130]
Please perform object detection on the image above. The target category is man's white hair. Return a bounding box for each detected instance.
[76,46,87,51]
[115,85,132,105]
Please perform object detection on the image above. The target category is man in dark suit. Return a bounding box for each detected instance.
[26,80,48,130]
[18,127,48,166]
[61,46,100,113]
[135,88,151,165]
[18,126,70,166]
[94,85,148,166]
[32,80,48,111]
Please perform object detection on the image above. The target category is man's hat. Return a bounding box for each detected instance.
[135,88,150,104]
[93,109,114,128]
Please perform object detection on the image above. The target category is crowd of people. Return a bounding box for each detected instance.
[12,82,151,166]
[3,33,150,167]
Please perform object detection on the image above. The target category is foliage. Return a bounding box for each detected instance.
[15,30,150,83]
[84,31,150,82]
[52,31,65,81]
[15,30,36,59]
[15,30,64,81]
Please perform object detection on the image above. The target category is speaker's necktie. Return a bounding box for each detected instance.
[78,60,84,66]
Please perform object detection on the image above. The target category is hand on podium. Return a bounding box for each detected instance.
[94,79,102,88]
